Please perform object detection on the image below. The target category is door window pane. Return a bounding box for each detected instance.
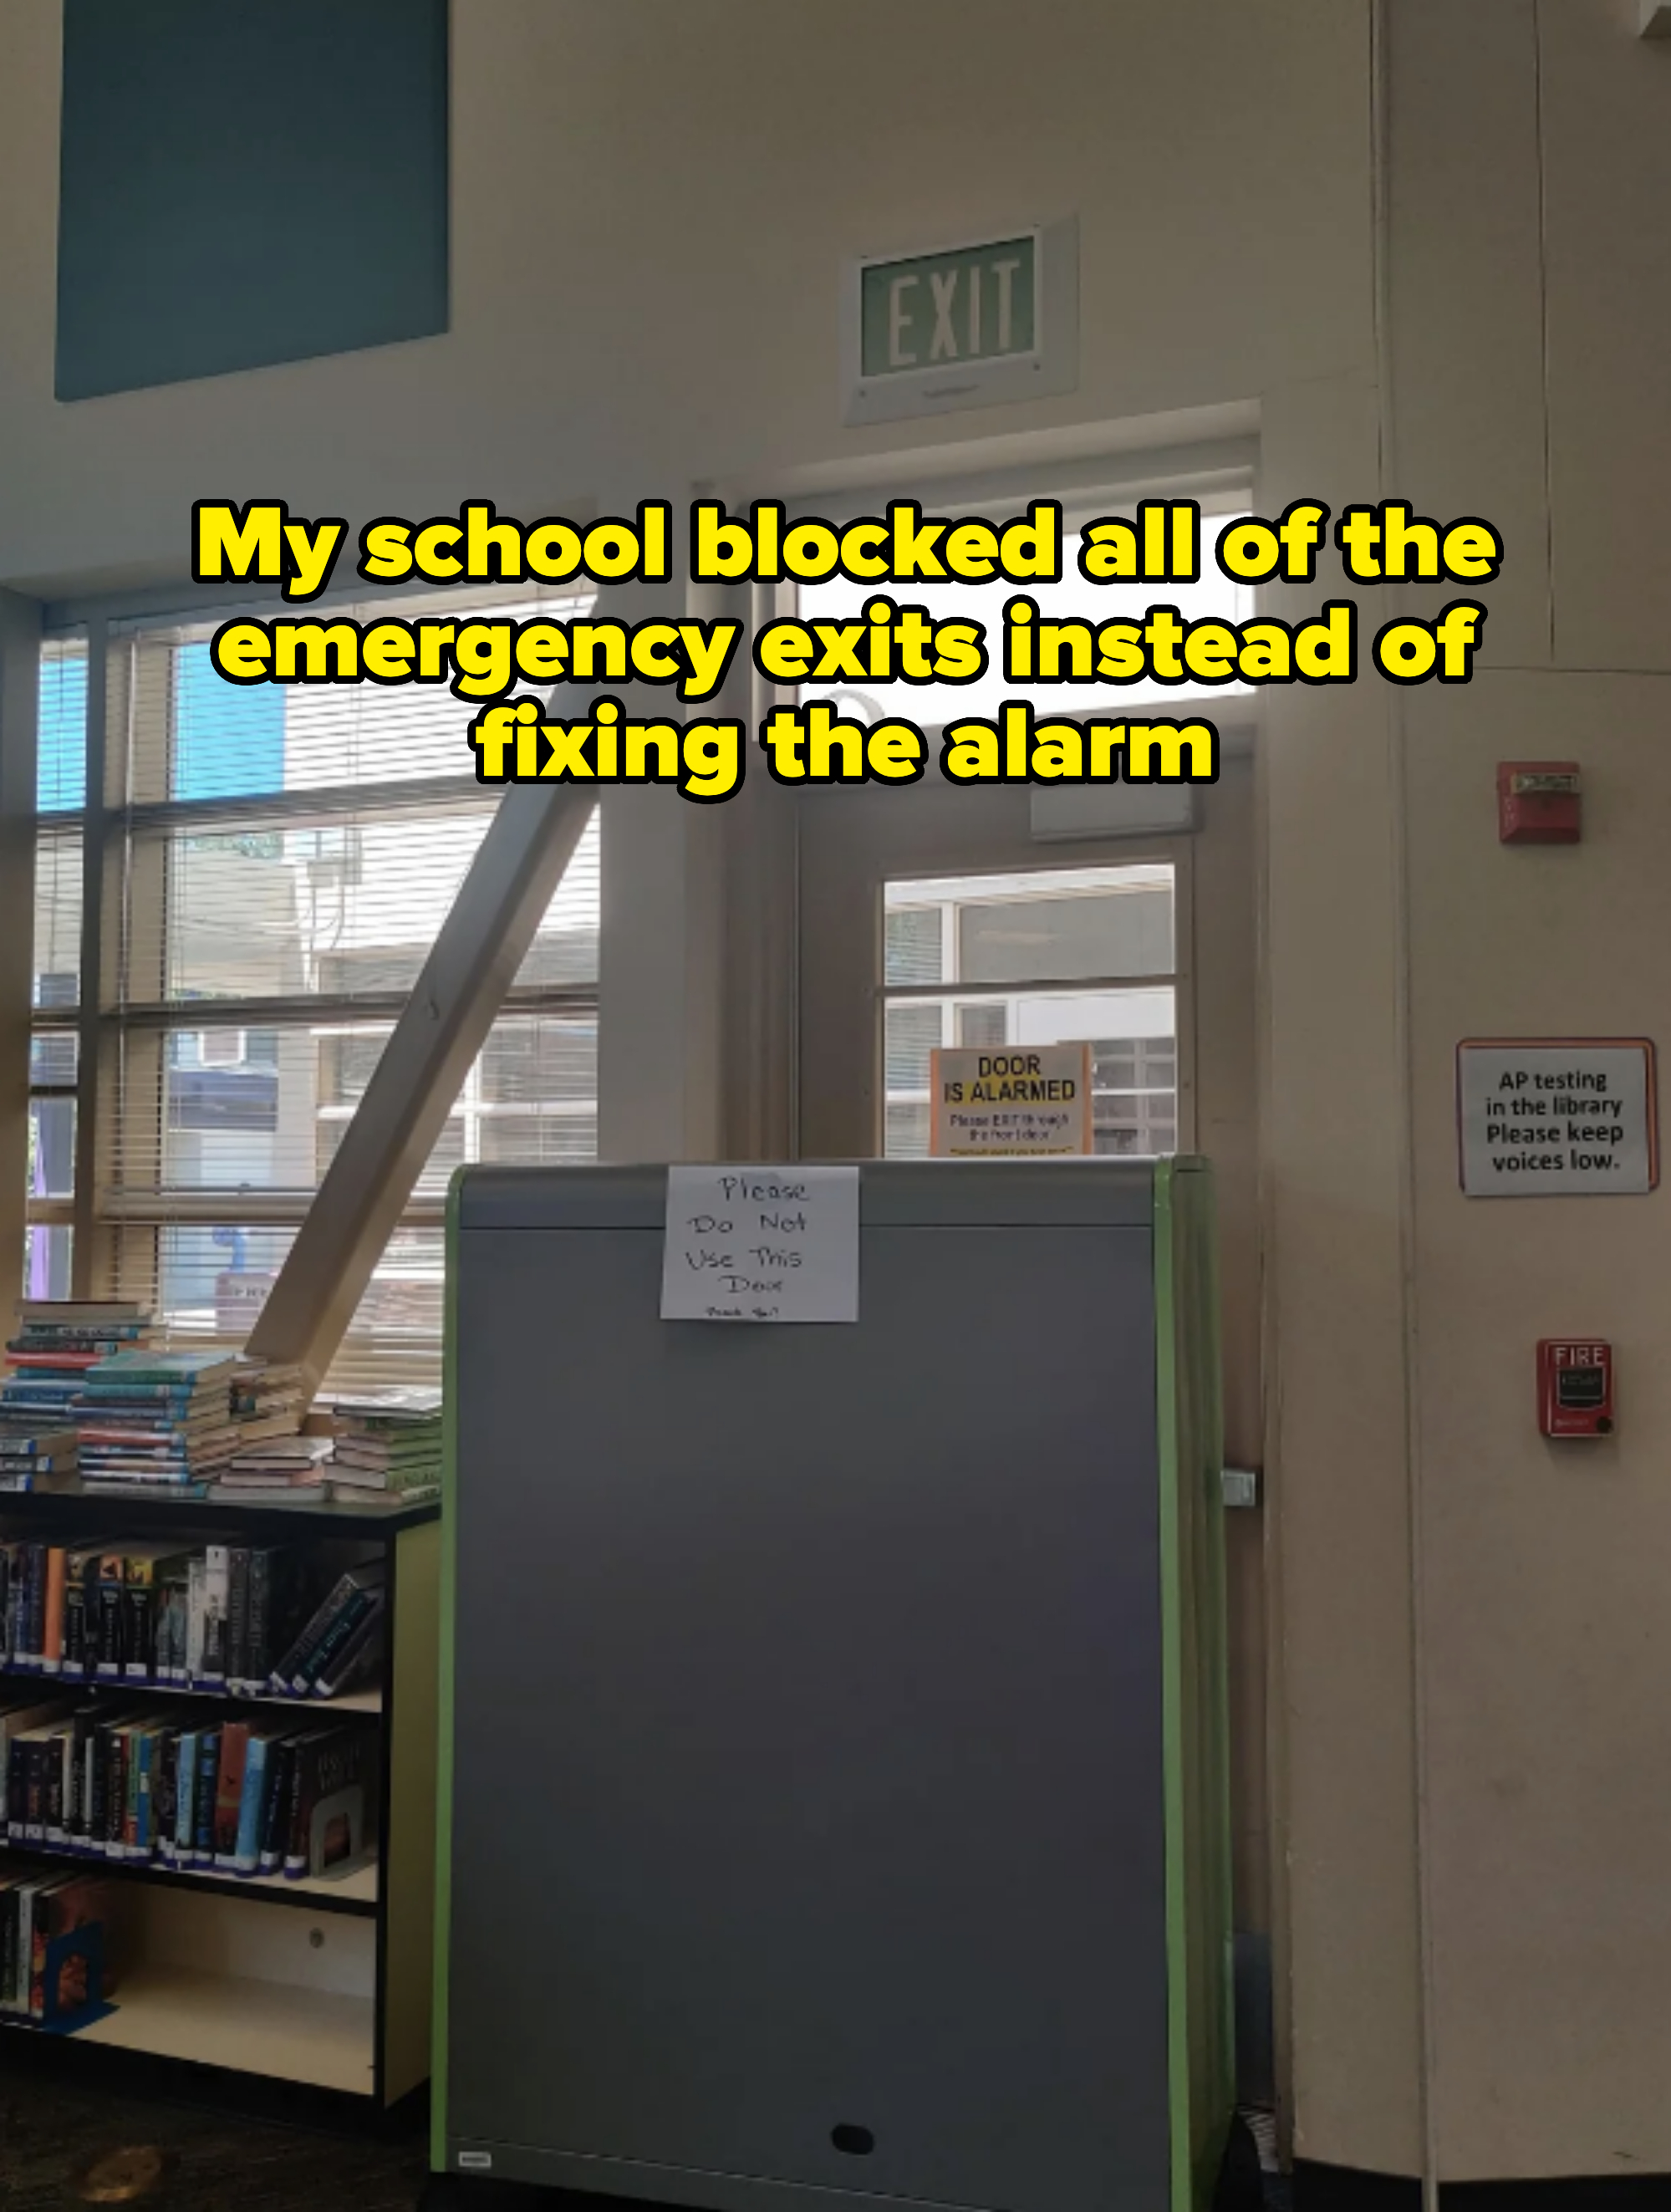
[882,866,1178,1160]
[957,885,1172,983]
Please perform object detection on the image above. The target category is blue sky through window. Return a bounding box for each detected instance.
[174,643,284,798]
[38,643,286,808]
[38,652,87,810]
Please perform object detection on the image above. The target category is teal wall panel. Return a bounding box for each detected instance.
[56,0,449,401]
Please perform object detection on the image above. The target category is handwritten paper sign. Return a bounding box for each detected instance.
[660,1165,860,1323]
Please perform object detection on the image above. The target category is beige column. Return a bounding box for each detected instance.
[0,589,42,1301]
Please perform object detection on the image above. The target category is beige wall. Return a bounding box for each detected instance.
[1385,0,1671,2183]
[26,0,1671,2188]
[0,0,1371,595]
[1257,371,1425,2174]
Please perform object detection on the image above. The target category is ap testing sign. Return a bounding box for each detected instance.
[931,1044,1093,1158]
[1457,1038,1658,1196]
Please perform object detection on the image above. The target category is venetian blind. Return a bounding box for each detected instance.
[28,593,599,1392]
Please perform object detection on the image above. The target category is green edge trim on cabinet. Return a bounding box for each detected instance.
[430,1165,464,2169]
[1153,1160,1194,2212]
[1154,1159,1236,2210]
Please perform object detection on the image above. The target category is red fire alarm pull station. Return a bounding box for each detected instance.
[1537,1339,1613,1437]
[1499,762,1581,844]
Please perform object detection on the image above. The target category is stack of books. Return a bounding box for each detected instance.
[324,1389,443,1506]
[72,1349,242,1495]
[209,1433,334,1503]
[0,1419,80,1495]
[230,1358,308,1440]
[1,1303,155,1429]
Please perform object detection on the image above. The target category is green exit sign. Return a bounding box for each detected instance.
[860,237,1036,376]
[843,218,1077,426]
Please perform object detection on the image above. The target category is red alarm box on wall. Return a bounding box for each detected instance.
[1536,1339,1613,1437]
[1499,762,1581,844]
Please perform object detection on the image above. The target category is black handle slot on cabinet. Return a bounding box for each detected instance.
[831,2126,875,2156]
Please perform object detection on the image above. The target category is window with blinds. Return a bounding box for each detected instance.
[26,595,599,1390]
[26,643,86,1302]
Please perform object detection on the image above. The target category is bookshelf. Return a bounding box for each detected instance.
[0,1487,439,2108]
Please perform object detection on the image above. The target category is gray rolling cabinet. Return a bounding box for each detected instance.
[433,1157,1234,2212]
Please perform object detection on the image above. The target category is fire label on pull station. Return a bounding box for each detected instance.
[1537,1339,1614,1439]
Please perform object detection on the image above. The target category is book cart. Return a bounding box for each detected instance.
[0,1487,439,2110]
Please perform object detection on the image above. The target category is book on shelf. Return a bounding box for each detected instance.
[0,1426,81,1457]
[312,1597,384,1699]
[212,1471,328,1490]
[273,1560,386,1696]
[227,1409,306,1445]
[0,1867,111,2024]
[227,1435,333,1471]
[324,1385,444,1510]
[227,1354,307,1440]
[203,1483,324,1506]
[1,1312,156,1440]
[16,1301,145,1328]
[329,1455,441,1486]
[7,1321,147,1345]
[66,1347,241,1495]
[319,1387,442,1423]
[0,1462,79,1500]
[233,1725,280,1874]
[231,1358,305,1413]
[331,1445,442,1478]
[4,1350,121,1374]
[0,1386,84,1422]
[79,1434,242,1472]
[287,1725,378,1880]
[5,1340,140,1363]
[81,1350,238,1387]
[74,1385,215,1409]
[200,1546,230,1686]
[211,1720,248,1868]
[212,1435,332,1498]
[76,1482,213,1502]
[327,1481,441,1509]
[76,1408,232,1437]
[0,1419,81,1495]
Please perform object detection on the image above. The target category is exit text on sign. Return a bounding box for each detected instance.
[860,236,1037,377]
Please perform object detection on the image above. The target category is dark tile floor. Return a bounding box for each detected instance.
[0,2061,427,2212]
[1,2060,1288,2212]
